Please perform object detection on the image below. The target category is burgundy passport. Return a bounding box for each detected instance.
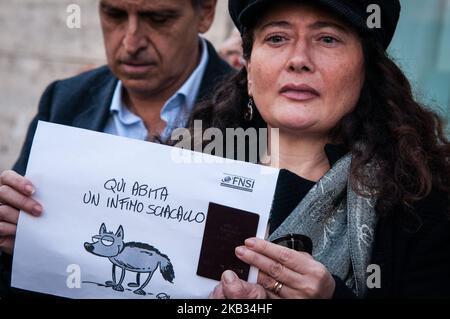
[197,202,260,281]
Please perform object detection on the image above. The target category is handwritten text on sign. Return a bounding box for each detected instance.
[82,178,205,224]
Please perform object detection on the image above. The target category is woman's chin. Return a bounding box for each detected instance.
[266,115,317,130]
[270,120,319,134]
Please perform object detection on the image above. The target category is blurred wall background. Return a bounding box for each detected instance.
[0,0,449,173]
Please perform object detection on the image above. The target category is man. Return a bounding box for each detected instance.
[0,0,232,297]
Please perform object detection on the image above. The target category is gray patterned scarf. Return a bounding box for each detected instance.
[268,153,378,297]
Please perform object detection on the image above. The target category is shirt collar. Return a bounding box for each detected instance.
[109,81,142,125]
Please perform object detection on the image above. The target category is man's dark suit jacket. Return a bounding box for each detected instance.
[0,40,232,298]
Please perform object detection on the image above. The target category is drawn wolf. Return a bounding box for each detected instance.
[84,223,175,296]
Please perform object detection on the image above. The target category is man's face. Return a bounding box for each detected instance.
[99,0,215,99]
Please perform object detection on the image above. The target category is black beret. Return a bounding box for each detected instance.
[229,0,401,49]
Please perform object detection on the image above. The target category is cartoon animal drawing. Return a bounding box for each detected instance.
[84,223,175,296]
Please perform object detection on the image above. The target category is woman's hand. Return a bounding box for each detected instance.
[241,237,336,299]
[210,238,336,299]
[209,270,267,299]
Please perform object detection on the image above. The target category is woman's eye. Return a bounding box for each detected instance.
[101,238,114,246]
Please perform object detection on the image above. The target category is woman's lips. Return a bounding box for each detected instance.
[281,90,319,101]
[280,84,320,102]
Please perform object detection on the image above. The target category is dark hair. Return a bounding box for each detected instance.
[190,29,450,217]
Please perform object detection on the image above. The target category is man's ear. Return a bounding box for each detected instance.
[99,223,107,235]
[197,0,217,34]
[115,225,124,240]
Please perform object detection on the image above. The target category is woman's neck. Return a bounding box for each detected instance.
[268,127,330,182]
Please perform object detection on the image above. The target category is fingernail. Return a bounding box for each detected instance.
[25,185,35,196]
[245,238,256,247]
[32,205,43,216]
[235,246,246,256]
[223,270,236,284]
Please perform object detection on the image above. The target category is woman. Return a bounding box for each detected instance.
[191,0,450,298]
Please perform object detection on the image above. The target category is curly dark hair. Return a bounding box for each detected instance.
[188,29,450,217]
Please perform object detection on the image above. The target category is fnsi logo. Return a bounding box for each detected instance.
[220,174,255,192]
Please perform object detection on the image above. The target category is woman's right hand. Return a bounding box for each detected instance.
[0,170,43,255]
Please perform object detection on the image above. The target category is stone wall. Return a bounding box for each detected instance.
[0,0,233,172]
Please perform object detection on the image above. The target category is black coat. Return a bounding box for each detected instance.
[355,189,450,298]
[0,40,232,298]
[272,146,450,299]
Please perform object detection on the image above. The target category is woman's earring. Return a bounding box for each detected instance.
[244,97,254,122]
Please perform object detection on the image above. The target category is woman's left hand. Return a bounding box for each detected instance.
[210,238,336,299]
[245,237,335,299]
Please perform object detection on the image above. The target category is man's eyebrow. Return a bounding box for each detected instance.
[138,9,179,16]
[308,21,350,34]
[100,2,179,16]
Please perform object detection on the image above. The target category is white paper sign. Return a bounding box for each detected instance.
[11,121,279,299]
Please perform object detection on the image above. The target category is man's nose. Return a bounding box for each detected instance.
[123,16,148,55]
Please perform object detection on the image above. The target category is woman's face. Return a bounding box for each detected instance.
[247,3,365,136]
